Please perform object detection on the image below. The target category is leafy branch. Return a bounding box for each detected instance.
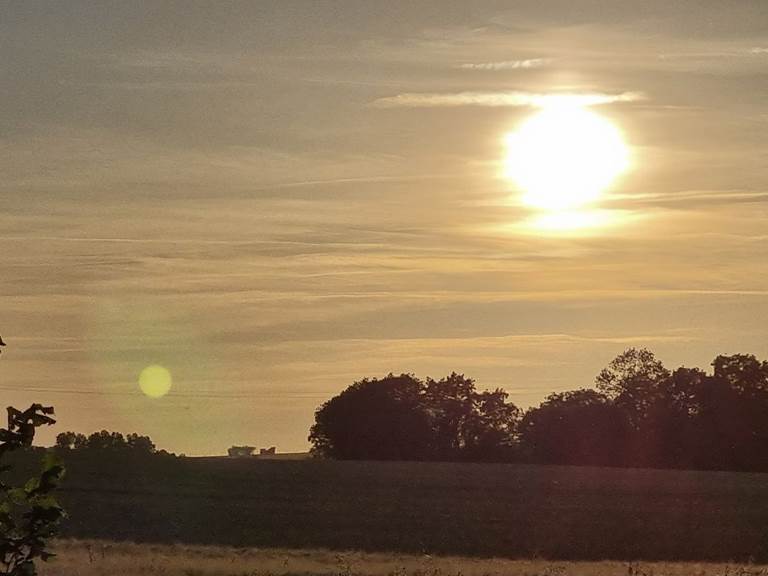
[0,405,66,576]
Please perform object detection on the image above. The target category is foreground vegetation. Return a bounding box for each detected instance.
[6,454,768,562]
[39,540,768,576]
[1,405,66,575]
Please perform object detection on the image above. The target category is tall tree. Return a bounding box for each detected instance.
[425,374,519,461]
[85,430,127,451]
[711,354,768,395]
[126,433,156,454]
[519,389,628,466]
[595,348,670,428]
[700,354,768,470]
[309,374,433,460]
[636,367,707,469]
[310,373,519,462]
[424,373,478,458]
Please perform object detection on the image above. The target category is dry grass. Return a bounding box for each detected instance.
[38,540,768,576]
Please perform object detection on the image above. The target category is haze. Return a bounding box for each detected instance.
[2,1,768,454]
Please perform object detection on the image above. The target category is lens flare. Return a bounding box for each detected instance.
[138,365,173,398]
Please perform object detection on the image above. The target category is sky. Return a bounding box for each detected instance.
[2,1,768,455]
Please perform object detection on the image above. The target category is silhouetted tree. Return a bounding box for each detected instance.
[465,388,520,461]
[55,430,156,454]
[643,366,707,469]
[519,389,629,466]
[697,354,768,471]
[309,373,519,462]
[712,353,768,395]
[425,373,519,461]
[126,433,156,454]
[85,430,127,450]
[595,348,670,429]
[54,431,86,450]
[309,374,433,460]
[73,433,88,450]
[54,432,76,450]
[311,349,768,471]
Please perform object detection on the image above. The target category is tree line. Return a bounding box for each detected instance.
[54,430,164,455]
[309,348,768,472]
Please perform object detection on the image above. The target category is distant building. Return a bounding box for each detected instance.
[227,445,255,458]
[259,446,276,456]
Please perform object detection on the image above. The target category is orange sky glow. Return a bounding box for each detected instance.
[2,1,768,454]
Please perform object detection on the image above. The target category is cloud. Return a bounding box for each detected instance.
[371,91,645,109]
[750,47,768,54]
[619,189,768,207]
[459,58,550,70]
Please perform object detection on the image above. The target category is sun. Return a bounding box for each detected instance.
[503,102,630,211]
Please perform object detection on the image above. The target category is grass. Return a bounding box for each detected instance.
[39,540,768,576]
[11,452,768,562]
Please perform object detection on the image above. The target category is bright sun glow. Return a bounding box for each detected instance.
[139,365,173,398]
[504,103,630,211]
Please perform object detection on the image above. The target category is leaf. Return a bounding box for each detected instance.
[8,488,27,505]
[28,495,58,510]
[24,477,40,494]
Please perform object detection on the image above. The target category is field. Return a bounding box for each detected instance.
[12,453,768,562]
[39,540,768,576]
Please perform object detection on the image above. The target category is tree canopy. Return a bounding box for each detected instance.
[309,373,519,462]
[310,348,768,472]
[54,430,157,455]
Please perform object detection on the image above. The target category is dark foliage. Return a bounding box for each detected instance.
[310,348,768,471]
[1,405,66,575]
[309,373,519,461]
[54,430,156,455]
[519,389,629,466]
[309,374,435,460]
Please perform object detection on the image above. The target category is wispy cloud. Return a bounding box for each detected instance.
[659,47,768,60]
[458,58,550,71]
[371,90,644,109]
[618,189,768,207]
